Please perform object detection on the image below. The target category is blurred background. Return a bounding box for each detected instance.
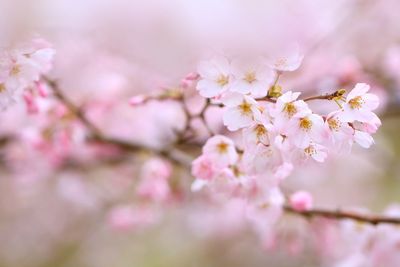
[0,0,400,266]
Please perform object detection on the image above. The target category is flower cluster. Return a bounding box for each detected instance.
[0,39,55,110]
[193,53,381,186]
[1,37,395,265]
[191,52,381,243]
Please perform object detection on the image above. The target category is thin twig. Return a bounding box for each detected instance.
[255,96,277,103]
[44,77,192,167]
[284,205,400,225]
[44,77,400,226]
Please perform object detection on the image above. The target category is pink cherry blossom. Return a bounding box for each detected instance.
[287,113,326,149]
[222,93,262,131]
[301,143,328,162]
[242,141,292,181]
[0,39,55,110]
[230,58,276,97]
[242,121,272,148]
[270,91,311,134]
[325,111,354,152]
[197,56,232,98]
[202,135,238,168]
[338,83,380,123]
[267,45,304,72]
[191,155,218,181]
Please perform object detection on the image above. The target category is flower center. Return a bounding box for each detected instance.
[216,142,229,154]
[304,145,316,156]
[299,118,313,131]
[349,96,364,109]
[238,101,252,115]
[255,124,267,138]
[328,117,341,131]
[283,102,297,118]
[244,71,257,84]
[0,83,5,93]
[216,74,229,87]
[10,64,21,76]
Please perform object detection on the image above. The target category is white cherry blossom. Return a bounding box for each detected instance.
[222,93,262,131]
[197,56,232,98]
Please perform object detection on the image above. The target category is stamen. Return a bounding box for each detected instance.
[238,101,252,115]
[216,142,229,154]
[216,74,229,87]
[349,96,364,109]
[283,102,297,118]
[299,118,313,131]
[305,146,316,156]
[328,118,341,131]
[255,124,267,139]
[244,71,257,84]
[10,65,21,76]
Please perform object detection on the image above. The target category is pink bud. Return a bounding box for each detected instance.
[129,95,146,106]
[289,191,313,211]
[184,72,200,81]
[23,91,34,105]
[23,91,39,114]
[180,72,200,89]
[36,81,48,98]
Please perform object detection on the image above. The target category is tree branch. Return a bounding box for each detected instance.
[44,77,193,167]
[44,77,400,226]
[283,205,400,225]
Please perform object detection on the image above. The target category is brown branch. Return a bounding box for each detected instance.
[255,96,277,103]
[283,205,400,225]
[302,89,346,102]
[44,77,193,167]
[302,95,333,102]
[44,77,400,226]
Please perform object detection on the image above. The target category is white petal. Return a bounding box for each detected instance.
[362,93,379,110]
[347,83,370,101]
[223,108,253,131]
[354,130,374,148]
[197,80,225,98]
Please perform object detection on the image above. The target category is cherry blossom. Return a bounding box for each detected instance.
[222,93,262,131]
[0,36,393,266]
[191,155,218,181]
[287,113,326,149]
[202,135,238,168]
[0,39,55,110]
[338,83,380,123]
[267,45,304,72]
[269,91,311,134]
[197,56,232,98]
[325,111,354,152]
[230,58,276,97]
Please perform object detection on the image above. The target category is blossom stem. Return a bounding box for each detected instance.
[255,96,277,103]
[302,89,346,102]
[283,205,400,225]
[302,94,333,102]
[44,77,400,226]
[44,77,192,167]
